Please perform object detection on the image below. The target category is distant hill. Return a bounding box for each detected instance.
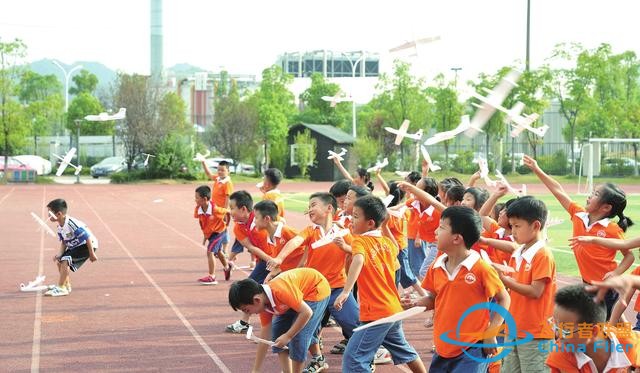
[168,63,208,76]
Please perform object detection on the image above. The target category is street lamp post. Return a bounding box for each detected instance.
[74,119,81,184]
[51,61,83,113]
[450,67,462,88]
[340,52,365,138]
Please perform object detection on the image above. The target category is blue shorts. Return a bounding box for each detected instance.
[230,239,244,254]
[312,288,359,343]
[221,230,229,245]
[343,320,419,372]
[271,297,330,362]
[206,232,226,254]
[249,260,269,284]
[430,346,488,373]
[395,248,418,288]
[419,242,438,279]
[407,239,426,278]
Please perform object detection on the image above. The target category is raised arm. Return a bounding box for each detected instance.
[201,160,217,181]
[398,181,446,212]
[522,155,573,212]
[375,169,391,196]
[479,236,519,255]
[569,236,640,251]
[332,157,354,182]
[266,235,305,270]
[479,184,508,217]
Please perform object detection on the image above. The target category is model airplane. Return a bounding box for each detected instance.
[384,120,423,145]
[467,69,521,137]
[395,171,410,178]
[246,326,287,349]
[327,148,348,162]
[495,170,526,197]
[30,212,56,237]
[505,103,547,137]
[53,148,82,176]
[389,35,441,54]
[367,158,389,173]
[84,108,126,122]
[321,91,352,108]
[19,275,48,292]
[387,205,408,218]
[424,115,483,145]
[477,159,497,187]
[480,249,515,274]
[420,146,441,172]
[310,228,350,249]
[193,150,210,162]
[141,153,155,167]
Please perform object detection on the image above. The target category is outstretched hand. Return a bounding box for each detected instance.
[522,155,539,172]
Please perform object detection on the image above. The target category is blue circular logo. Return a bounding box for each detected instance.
[439,302,534,363]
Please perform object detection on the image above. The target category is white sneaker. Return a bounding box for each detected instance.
[225,320,249,333]
[45,286,69,297]
[374,347,392,364]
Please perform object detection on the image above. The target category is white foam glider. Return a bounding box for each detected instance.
[246,326,288,349]
[321,91,352,108]
[327,148,348,162]
[505,102,547,137]
[384,120,423,145]
[141,153,155,167]
[353,307,427,331]
[53,147,82,176]
[367,158,389,173]
[395,171,410,178]
[310,228,350,249]
[480,249,515,274]
[20,275,48,292]
[388,205,408,218]
[495,170,526,197]
[424,115,483,145]
[477,159,496,187]
[193,150,210,162]
[84,108,126,122]
[389,35,441,54]
[420,146,441,172]
[467,69,521,137]
[31,212,56,237]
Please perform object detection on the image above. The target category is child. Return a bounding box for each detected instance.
[523,154,635,318]
[253,200,303,274]
[228,268,331,373]
[339,185,370,230]
[200,160,234,265]
[260,168,285,218]
[194,185,232,284]
[499,196,557,372]
[335,195,426,373]
[545,283,640,372]
[477,186,519,264]
[408,206,510,372]
[332,155,374,191]
[329,179,352,219]
[45,198,98,297]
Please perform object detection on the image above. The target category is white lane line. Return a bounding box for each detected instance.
[30,186,46,373]
[0,187,15,206]
[75,189,232,373]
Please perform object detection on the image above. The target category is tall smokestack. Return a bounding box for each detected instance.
[150,0,163,79]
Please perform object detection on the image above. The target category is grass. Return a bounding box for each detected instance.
[278,191,640,277]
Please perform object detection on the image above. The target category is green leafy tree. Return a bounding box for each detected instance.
[158,91,189,135]
[67,92,110,135]
[19,71,64,151]
[353,135,379,168]
[297,72,349,128]
[69,69,98,95]
[291,129,317,178]
[428,74,464,166]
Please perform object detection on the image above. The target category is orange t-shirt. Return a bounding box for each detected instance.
[211,176,233,208]
[407,199,440,243]
[194,202,228,238]
[259,268,330,326]
[569,202,625,283]
[267,223,303,272]
[405,198,419,239]
[387,214,406,250]
[492,227,515,265]
[233,212,270,257]
[422,251,505,358]
[632,266,640,312]
[472,219,500,258]
[300,224,353,289]
[263,189,285,218]
[506,241,556,339]
[335,212,352,231]
[351,231,402,322]
[546,332,640,372]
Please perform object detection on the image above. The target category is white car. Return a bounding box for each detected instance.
[13,155,52,175]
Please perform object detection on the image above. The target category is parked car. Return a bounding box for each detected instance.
[90,156,126,178]
[232,162,256,175]
[13,155,52,175]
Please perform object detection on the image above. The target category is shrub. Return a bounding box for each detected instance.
[353,135,380,168]
[536,150,569,175]
[451,150,476,174]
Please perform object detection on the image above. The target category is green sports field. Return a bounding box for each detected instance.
[278,192,640,277]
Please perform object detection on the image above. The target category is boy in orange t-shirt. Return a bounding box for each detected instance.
[200,159,234,263]
[499,196,557,372]
[409,206,510,372]
[194,185,232,285]
[259,168,285,218]
[229,268,330,373]
[335,195,426,373]
[253,200,303,274]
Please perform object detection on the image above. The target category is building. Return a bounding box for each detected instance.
[150,0,163,80]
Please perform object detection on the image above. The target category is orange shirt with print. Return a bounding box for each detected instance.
[471,219,500,259]
[568,202,625,283]
[506,243,556,339]
[194,202,228,238]
[263,190,285,218]
[299,224,352,289]
[352,232,402,322]
[422,251,505,358]
[405,198,419,239]
[233,212,270,257]
[387,214,406,250]
[259,268,330,326]
[211,177,233,208]
[267,223,303,272]
[546,332,640,373]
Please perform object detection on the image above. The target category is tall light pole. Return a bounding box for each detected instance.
[74,119,82,184]
[340,52,365,138]
[450,67,462,88]
[51,60,83,112]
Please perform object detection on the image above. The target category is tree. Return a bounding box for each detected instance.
[427,74,464,167]
[19,71,64,151]
[0,38,28,177]
[158,91,189,135]
[67,92,109,136]
[297,72,349,128]
[69,69,98,95]
[291,129,317,178]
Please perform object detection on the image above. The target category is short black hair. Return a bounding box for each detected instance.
[493,203,505,219]
[218,160,230,168]
[329,179,352,198]
[309,192,337,211]
[254,200,279,221]
[506,196,548,227]
[405,171,422,185]
[230,190,253,211]
[439,177,463,193]
[354,195,388,228]
[195,185,211,199]
[555,284,606,324]
[464,187,490,210]
[441,206,482,249]
[47,198,68,214]
[445,185,465,203]
[356,168,374,191]
[348,185,370,198]
[264,168,283,187]
[421,177,439,197]
[387,181,406,207]
[229,278,265,311]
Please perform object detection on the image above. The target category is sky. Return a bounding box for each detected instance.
[2,0,639,84]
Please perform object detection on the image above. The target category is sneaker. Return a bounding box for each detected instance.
[330,338,348,354]
[224,264,232,281]
[325,316,337,327]
[303,355,328,373]
[45,286,69,297]
[374,347,392,364]
[225,320,249,333]
[198,275,218,285]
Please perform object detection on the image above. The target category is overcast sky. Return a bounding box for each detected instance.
[2,0,639,83]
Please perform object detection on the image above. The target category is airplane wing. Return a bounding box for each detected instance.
[424,132,453,146]
[467,70,521,136]
[405,129,423,141]
[389,40,414,53]
[55,148,76,176]
[384,127,401,135]
[420,146,441,172]
[415,36,441,45]
[327,151,344,161]
[112,108,126,120]
[367,158,389,173]
[311,229,350,249]
[193,150,210,162]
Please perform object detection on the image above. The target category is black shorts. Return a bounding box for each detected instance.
[59,244,97,272]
